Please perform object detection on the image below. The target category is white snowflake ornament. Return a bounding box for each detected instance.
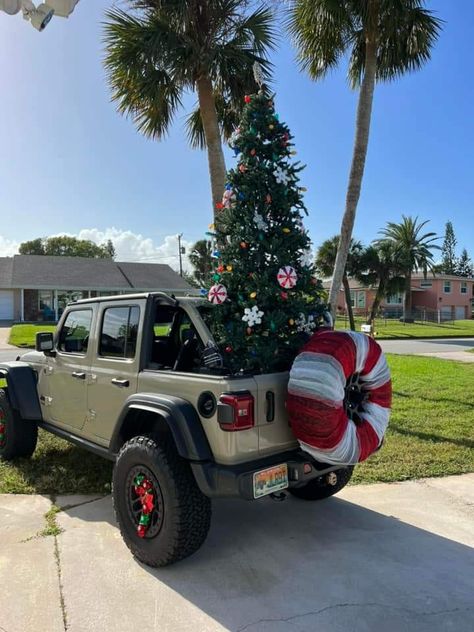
[273,165,290,185]
[242,306,264,327]
[296,313,316,334]
[299,249,313,268]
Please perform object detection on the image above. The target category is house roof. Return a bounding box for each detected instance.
[0,255,192,292]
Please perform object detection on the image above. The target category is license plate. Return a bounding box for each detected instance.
[253,464,288,499]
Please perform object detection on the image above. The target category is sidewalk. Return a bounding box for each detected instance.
[0,324,14,350]
[1,474,473,632]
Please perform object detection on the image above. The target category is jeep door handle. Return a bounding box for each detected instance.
[111,378,129,388]
[71,372,86,380]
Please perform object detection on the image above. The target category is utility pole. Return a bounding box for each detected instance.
[177,233,184,277]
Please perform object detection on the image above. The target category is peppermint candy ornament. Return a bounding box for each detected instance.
[208,284,227,304]
[277,266,298,289]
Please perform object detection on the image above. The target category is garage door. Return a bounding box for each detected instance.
[455,306,466,320]
[440,305,452,321]
[0,290,14,320]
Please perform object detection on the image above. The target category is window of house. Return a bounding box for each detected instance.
[99,306,140,359]
[386,293,403,304]
[357,291,366,308]
[349,290,355,308]
[420,280,432,288]
[58,309,92,354]
[461,282,467,294]
[443,280,451,293]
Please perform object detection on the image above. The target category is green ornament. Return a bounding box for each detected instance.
[139,514,151,526]
[258,232,264,241]
[270,321,276,332]
[249,126,257,135]
[133,474,145,486]
[213,273,221,282]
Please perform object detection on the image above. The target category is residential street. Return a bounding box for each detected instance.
[379,337,474,362]
[1,475,472,632]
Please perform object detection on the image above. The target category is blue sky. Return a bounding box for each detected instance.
[0,0,473,269]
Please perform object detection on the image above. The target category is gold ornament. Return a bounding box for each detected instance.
[269,124,274,130]
[226,265,233,272]
[282,227,291,234]
[289,319,295,326]
[250,291,257,299]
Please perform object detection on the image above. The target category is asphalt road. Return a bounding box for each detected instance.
[379,337,474,355]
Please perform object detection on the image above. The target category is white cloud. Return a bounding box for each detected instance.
[0,235,20,257]
[77,228,193,273]
[0,228,194,274]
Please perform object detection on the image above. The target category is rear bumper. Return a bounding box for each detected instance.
[191,450,345,500]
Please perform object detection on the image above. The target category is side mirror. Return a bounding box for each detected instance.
[36,332,55,354]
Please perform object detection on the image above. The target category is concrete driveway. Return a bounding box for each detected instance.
[1,474,473,632]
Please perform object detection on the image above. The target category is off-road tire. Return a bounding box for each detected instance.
[0,389,38,461]
[113,435,211,567]
[289,466,354,501]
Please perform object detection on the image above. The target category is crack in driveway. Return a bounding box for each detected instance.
[235,602,472,631]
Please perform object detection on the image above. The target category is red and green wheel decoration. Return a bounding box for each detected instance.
[0,410,6,448]
[128,468,163,540]
[133,474,155,538]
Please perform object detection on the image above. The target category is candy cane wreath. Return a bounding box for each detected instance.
[287,330,392,465]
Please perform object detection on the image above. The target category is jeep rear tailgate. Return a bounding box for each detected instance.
[253,372,298,456]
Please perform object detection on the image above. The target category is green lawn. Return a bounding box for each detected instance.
[0,355,472,493]
[9,324,56,348]
[335,316,474,339]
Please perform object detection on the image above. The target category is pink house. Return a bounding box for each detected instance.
[325,273,474,320]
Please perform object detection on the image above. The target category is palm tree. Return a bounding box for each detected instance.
[288,0,442,320]
[188,239,213,286]
[376,216,439,321]
[103,0,275,215]
[315,236,364,331]
[358,241,405,324]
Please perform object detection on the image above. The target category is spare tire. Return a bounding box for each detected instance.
[287,330,392,465]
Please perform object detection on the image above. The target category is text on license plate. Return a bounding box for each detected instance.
[253,464,288,499]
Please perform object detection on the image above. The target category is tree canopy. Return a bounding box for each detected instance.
[19,236,116,259]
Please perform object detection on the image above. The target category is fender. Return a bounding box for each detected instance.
[0,362,43,421]
[110,393,212,462]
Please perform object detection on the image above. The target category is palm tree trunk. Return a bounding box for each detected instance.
[403,272,412,321]
[328,24,378,320]
[196,75,227,218]
[368,283,385,324]
[342,274,356,331]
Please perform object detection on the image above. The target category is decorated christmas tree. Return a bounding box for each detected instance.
[206,89,327,373]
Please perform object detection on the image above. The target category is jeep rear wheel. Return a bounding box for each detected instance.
[289,466,354,501]
[113,435,211,567]
[0,389,38,461]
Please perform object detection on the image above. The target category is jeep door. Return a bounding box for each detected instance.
[85,302,142,442]
[47,307,95,429]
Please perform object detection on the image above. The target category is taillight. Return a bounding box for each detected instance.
[217,392,254,431]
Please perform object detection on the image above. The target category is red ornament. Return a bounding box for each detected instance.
[215,202,224,210]
[137,525,147,538]
[266,194,272,204]
[244,95,251,103]
[250,149,256,156]
[240,242,248,249]
[217,265,225,273]
[239,164,247,173]
[281,291,288,300]
[225,346,233,353]
[246,327,253,335]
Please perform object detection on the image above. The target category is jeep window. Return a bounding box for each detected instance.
[100,306,140,359]
[149,304,203,371]
[58,309,92,354]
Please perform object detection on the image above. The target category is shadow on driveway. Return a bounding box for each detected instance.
[57,487,474,632]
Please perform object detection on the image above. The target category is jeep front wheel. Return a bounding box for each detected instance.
[113,435,211,567]
[0,389,38,461]
[289,466,354,501]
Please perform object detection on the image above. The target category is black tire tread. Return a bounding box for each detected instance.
[113,435,211,567]
[0,389,38,461]
[289,466,354,501]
